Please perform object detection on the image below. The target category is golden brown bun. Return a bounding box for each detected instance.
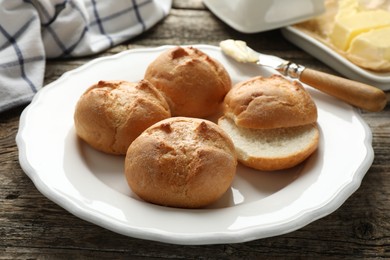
[125,117,237,208]
[144,46,232,118]
[74,80,171,155]
[218,117,319,171]
[223,75,317,129]
[219,75,319,171]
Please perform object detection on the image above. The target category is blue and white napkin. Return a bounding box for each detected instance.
[0,0,171,112]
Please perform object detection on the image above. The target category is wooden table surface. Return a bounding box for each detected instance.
[1,1,390,258]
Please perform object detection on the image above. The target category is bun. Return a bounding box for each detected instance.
[74,80,171,155]
[218,117,319,171]
[125,117,237,208]
[223,75,317,129]
[144,46,232,118]
[219,75,319,171]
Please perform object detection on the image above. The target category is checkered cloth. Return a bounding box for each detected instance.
[0,0,171,113]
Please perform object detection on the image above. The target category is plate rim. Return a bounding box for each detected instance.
[16,45,374,245]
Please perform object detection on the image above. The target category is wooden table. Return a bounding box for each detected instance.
[2,1,389,258]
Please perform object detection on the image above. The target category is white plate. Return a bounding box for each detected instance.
[16,45,374,245]
[282,26,390,91]
[203,0,325,33]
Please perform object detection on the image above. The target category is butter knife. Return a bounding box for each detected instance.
[220,39,387,112]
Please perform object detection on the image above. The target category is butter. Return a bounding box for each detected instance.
[295,0,390,71]
[330,0,390,51]
[347,27,390,70]
[219,39,259,63]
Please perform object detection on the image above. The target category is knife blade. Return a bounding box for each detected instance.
[220,39,387,112]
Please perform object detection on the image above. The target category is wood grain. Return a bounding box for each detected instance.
[1,1,389,258]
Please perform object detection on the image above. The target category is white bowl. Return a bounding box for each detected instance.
[203,0,325,33]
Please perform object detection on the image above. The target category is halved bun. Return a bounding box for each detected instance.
[144,46,232,118]
[223,75,317,129]
[125,117,237,208]
[220,75,319,171]
[218,117,319,171]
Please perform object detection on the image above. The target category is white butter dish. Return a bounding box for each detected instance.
[203,0,325,33]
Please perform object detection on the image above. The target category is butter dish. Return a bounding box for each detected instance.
[203,0,325,33]
[282,26,390,91]
[282,0,390,90]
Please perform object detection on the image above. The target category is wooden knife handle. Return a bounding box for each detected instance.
[300,68,387,112]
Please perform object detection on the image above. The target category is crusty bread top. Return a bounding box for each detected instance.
[223,75,318,129]
[144,46,232,118]
[74,80,171,155]
[125,117,237,208]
